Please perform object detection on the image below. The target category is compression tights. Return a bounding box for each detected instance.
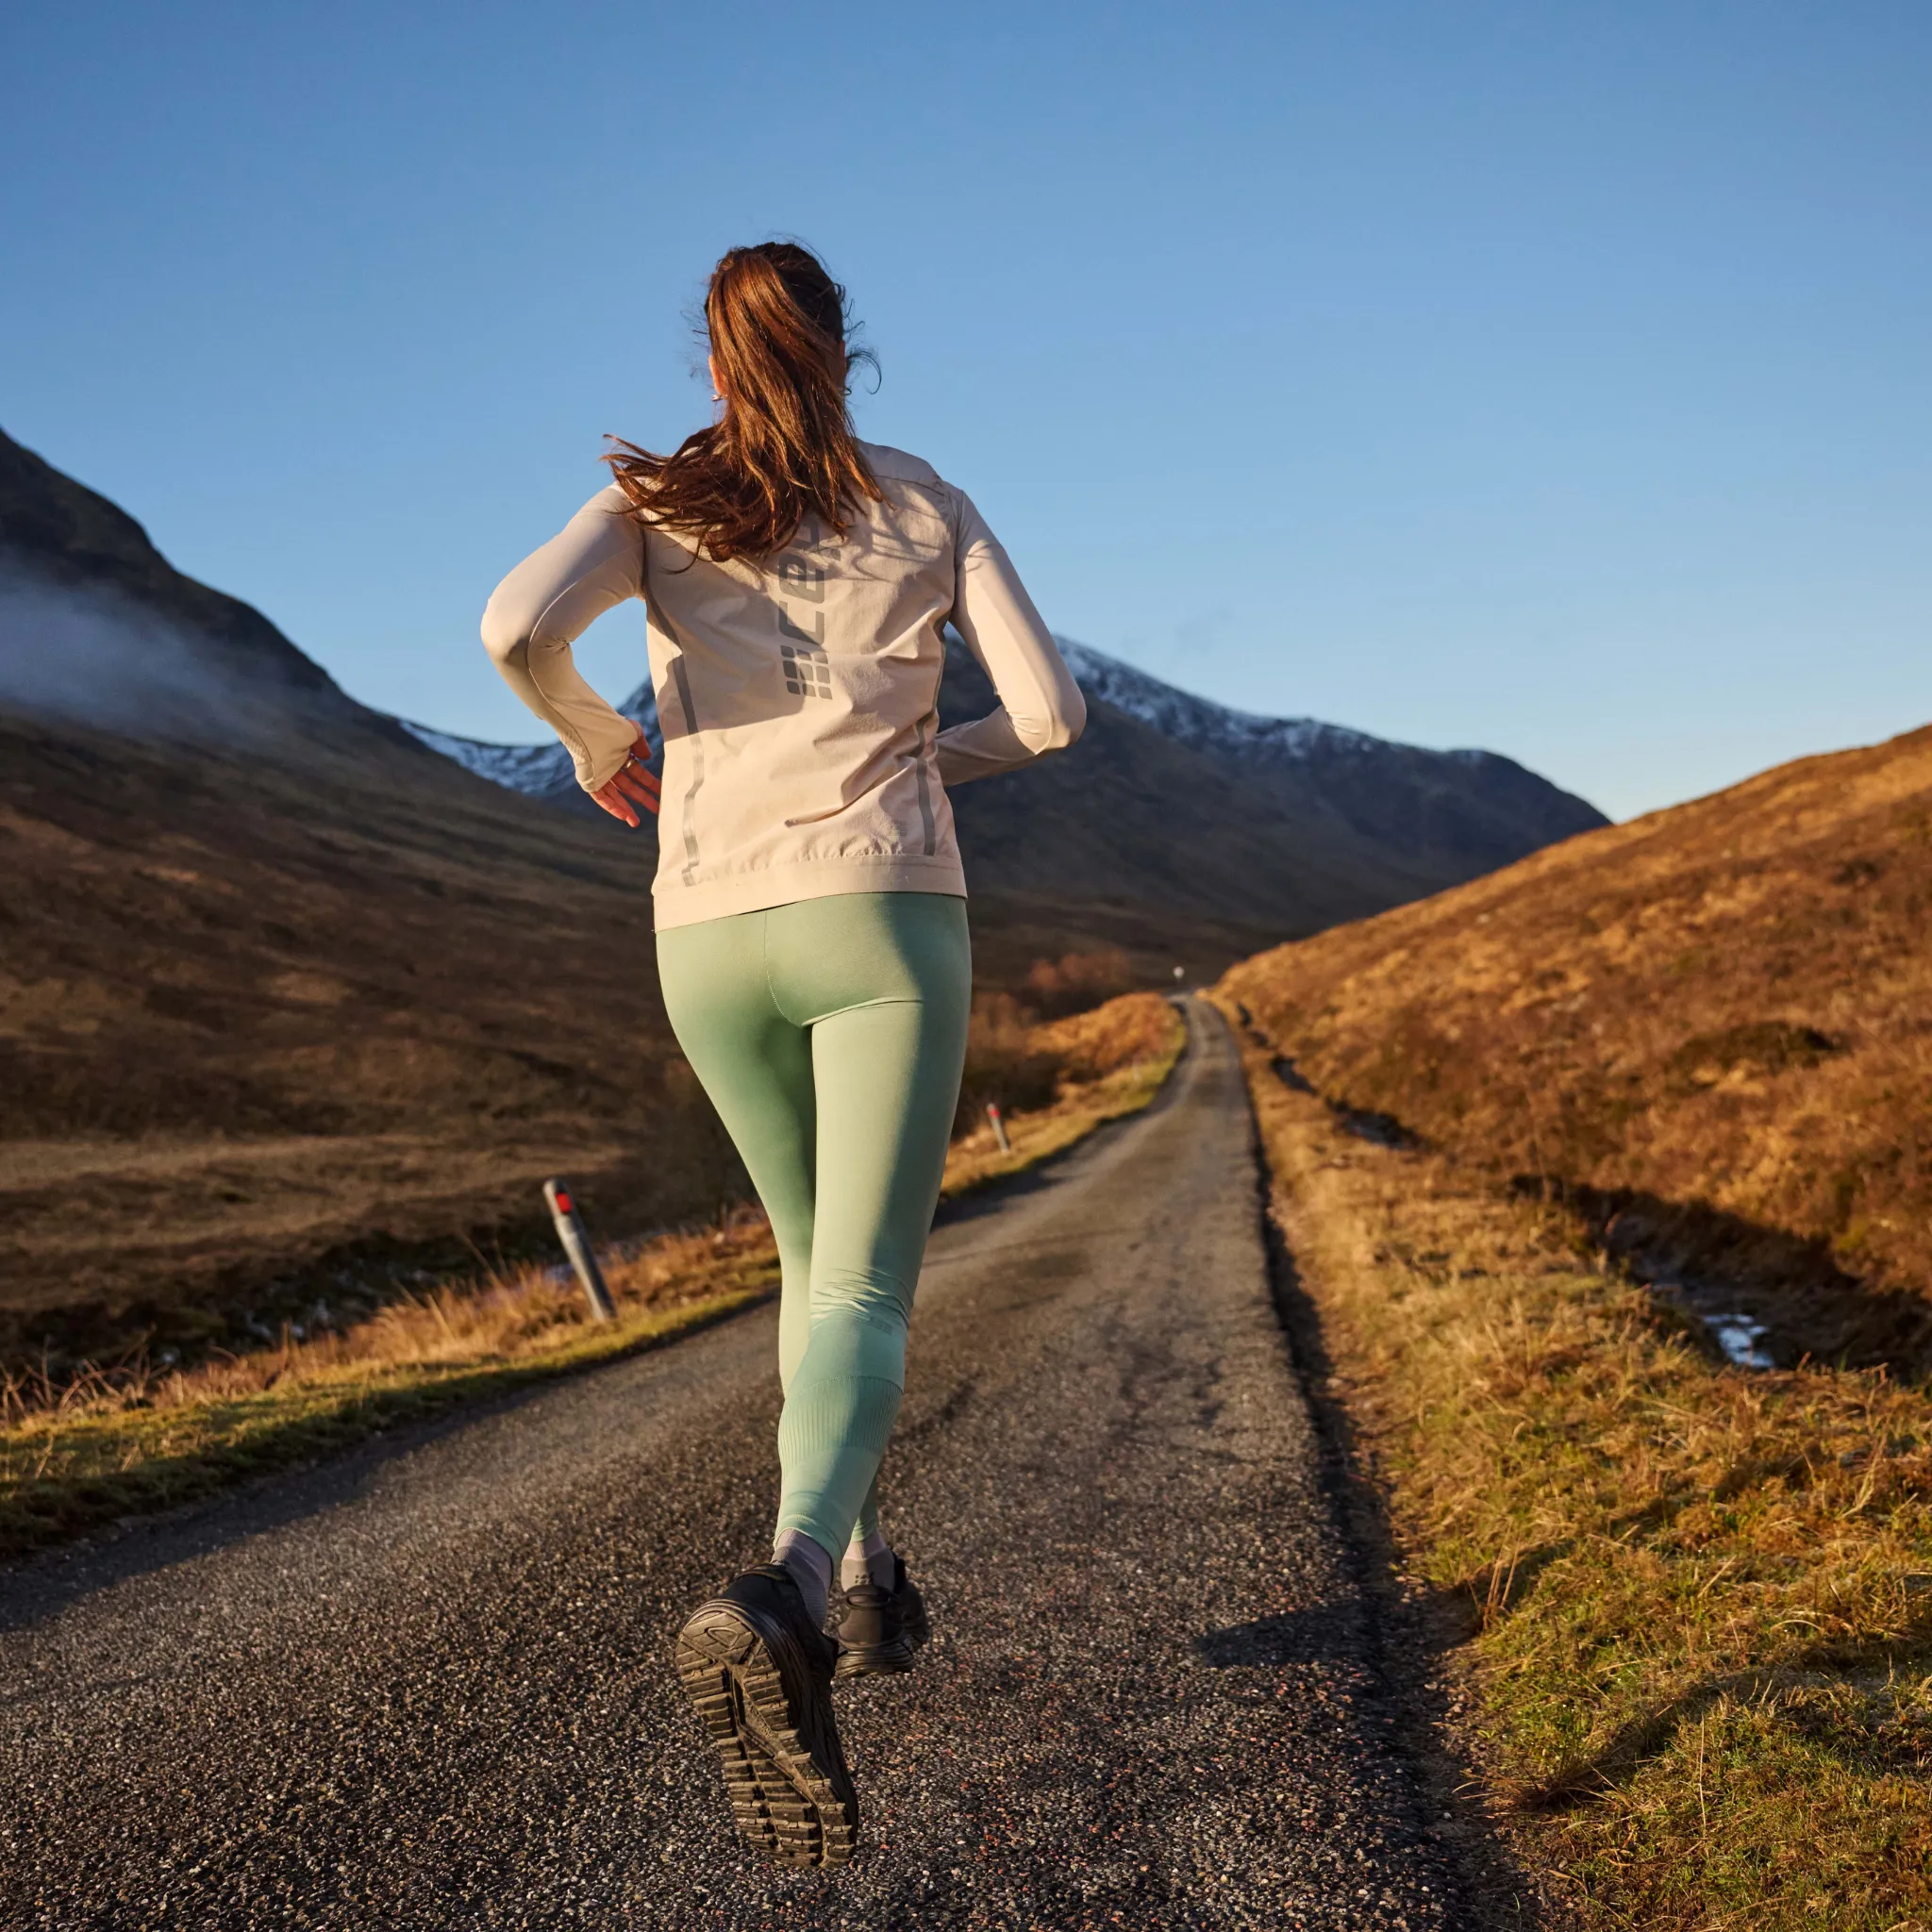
[656,891,970,1565]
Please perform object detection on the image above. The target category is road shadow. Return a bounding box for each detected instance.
[1194,1602,1370,1668]
[1244,1094,1551,1928]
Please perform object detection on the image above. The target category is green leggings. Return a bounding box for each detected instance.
[656,891,971,1560]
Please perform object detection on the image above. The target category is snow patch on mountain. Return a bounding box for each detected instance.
[402,683,660,797]
[1053,638,1386,763]
[397,723,579,791]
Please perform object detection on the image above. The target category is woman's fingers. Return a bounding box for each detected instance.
[591,782,640,827]
[615,765,661,814]
[590,737,658,825]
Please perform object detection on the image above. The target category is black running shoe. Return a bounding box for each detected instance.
[834,1556,932,1680]
[674,1564,859,1869]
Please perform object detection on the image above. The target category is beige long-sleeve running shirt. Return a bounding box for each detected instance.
[481,441,1085,929]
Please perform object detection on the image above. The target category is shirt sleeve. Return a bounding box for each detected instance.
[479,486,644,792]
[935,490,1086,787]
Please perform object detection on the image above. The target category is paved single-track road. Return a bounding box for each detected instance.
[1,1003,1501,1929]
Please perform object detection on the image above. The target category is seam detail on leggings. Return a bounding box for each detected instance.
[807,993,928,1024]
[669,656,705,885]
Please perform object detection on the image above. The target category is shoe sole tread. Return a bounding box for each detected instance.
[675,1599,858,1869]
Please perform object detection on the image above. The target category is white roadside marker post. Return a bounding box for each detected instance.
[542,1178,617,1323]
[985,1102,1010,1154]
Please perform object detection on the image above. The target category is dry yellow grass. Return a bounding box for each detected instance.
[1219,999,1932,1930]
[0,1216,781,1559]
[1219,724,1932,1368]
[0,992,1184,1559]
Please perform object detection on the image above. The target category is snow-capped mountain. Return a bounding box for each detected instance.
[1059,640,1548,808]
[401,637,1605,875]
[400,636,1497,802]
[930,633,1607,922]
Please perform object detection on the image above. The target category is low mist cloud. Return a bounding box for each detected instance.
[0,570,311,750]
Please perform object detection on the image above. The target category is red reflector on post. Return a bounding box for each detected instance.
[554,1191,574,1214]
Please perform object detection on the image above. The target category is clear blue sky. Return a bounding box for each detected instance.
[4,1,1927,820]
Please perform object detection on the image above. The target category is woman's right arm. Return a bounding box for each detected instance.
[480,486,647,794]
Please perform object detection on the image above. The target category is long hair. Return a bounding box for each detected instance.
[604,242,881,564]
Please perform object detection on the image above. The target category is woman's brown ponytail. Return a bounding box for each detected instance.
[605,242,881,564]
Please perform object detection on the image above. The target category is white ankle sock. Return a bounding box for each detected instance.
[771,1529,832,1626]
[841,1524,896,1592]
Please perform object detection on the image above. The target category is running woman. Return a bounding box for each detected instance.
[480,242,1084,1869]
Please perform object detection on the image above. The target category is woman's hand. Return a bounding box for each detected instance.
[591,725,661,825]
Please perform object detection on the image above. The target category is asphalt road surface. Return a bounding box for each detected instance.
[1,1002,1488,1930]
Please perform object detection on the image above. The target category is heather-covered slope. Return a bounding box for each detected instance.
[1221,724,1932,1365]
[0,705,744,1358]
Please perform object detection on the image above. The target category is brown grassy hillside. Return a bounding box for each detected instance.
[1221,724,1932,1369]
[0,708,750,1365]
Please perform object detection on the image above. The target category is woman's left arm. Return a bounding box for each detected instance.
[481,487,658,819]
[934,489,1086,787]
